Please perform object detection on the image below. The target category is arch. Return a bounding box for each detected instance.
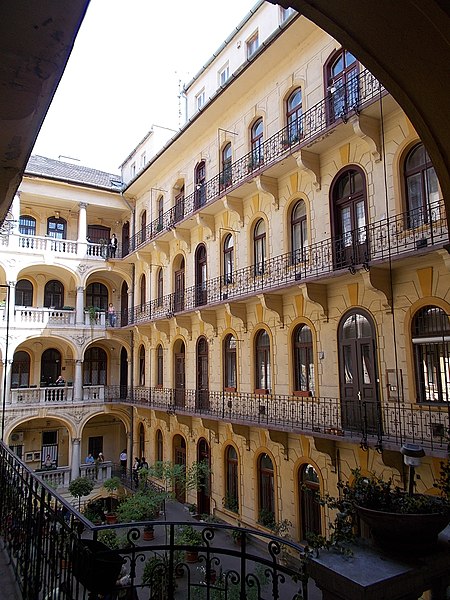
[11,350,30,388]
[411,305,450,404]
[298,463,322,540]
[220,142,233,189]
[139,209,147,245]
[44,279,64,308]
[173,255,185,312]
[285,86,303,143]
[254,328,271,393]
[324,47,359,123]
[330,165,368,270]
[138,344,145,386]
[47,215,67,239]
[173,433,187,503]
[257,451,275,527]
[290,199,307,263]
[156,429,163,462]
[196,336,209,409]
[223,233,234,286]
[197,438,211,515]
[292,323,315,395]
[402,142,441,227]
[337,308,380,433]
[139,422,145,459]
[224,443,239,513]
[40,348,62,385]
[223,333,237,390]
[195,243,207,306]
[18,215,36,236]
[156,344,164,387]
[15,279,33,306]
[194,160,206,209]
[173,338,186,407]
[83,346,107,385]
[156,267,164,307]
[250,117,264,168]
[139,273,146,310]
[253,217,267,276]
[86,281,108,311]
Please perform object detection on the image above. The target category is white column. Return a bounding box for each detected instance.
[74,359,83,402]
[77,202,88,257]
[75,286,84,325]
[71,437,81,480]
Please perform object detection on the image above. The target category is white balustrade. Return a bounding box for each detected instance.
[9,385,106,406]
[14,307,76,326]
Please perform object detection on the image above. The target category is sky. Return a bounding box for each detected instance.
[32,0,257,174]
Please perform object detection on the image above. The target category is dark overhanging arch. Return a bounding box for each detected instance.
[268,0,450,220]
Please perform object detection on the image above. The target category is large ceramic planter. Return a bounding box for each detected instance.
[356,505,450,553]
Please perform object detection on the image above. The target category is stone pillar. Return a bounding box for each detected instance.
[77,202,88,257]
[75,286,85,325]
[74,359,83,403]
[71,437,81,480]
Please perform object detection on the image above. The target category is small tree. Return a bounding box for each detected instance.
[69,476,94,510]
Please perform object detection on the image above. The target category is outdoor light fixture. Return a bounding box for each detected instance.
[401,443,425,495]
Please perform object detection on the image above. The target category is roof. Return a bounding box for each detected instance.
[25,155,123,191]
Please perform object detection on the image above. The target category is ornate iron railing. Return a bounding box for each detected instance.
[106,387,450,454]
[126,69,383,255]
[127,198,448,325]
[0,443,308,600]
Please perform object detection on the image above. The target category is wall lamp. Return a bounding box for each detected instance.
[401,443,425,496]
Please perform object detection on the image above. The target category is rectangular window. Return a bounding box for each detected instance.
[196,89,206,111]
[218,64,229,87]
[246,32,259,59]
[131,163,136,177]
[140,152,146,168]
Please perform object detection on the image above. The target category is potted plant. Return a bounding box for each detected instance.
[117,490,166,540]
[68,476,94,510]
[103,476,122,524]
[175,524,203,562]
[143,552,177,600]
[334,467,450,552]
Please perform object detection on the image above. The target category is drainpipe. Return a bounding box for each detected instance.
[129,329,134,472]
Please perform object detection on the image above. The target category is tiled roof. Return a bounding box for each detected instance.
[25,155,123,191]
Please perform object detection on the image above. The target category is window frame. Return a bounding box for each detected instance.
[255,329,271,393]
[223,333,237,390]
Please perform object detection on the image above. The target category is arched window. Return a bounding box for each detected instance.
[195,244,207,306]
[139,345,145,386]
[326,48,359,123]
[157,196,164,229]
[139,423,145,459]
[84,347,107,385]
[253,219,266,275]
[44,280,64,308]
[174,185,185,223]
[47,216,66,239]
[255,329,271,392]
[174,256,185,313]
[299,464,322,540]
[221,143,232,189]
[40,348,62,386]
[293,324,314,394]
[157,268,164,307]
[86,282,108,310]
[224,445,239,513]
[156,344,163,387]
[140,210,147,245]
[223,234,234,285]
[15,279,33,306]
[332,167,367,270]
[194,161,206,209]
[156,429,163,462]
[250,118,264,168]
[291,200,307,263]
[412,306,450,403]
[286,88,302,144]
[196,336,209,409]
[140,274,146,310]
[224,334,237,390]
[258,453,275,526]
[173,435,187,502]
[11,351,30,388]
[404,143,440,227]
[19,215,36,236]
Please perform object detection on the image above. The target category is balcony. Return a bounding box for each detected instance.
[1,232,108,260]
[0,307,116,329]
[127,68,385,254]
[0,443,307,600]
[127,198,448,326]
[8,385,105,406]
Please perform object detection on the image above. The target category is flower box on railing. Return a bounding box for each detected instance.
[224,387,236,393]
[293,390,312,397]
[255,389,269,395]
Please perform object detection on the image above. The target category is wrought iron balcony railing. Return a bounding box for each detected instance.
[0,443,307,600]
[126,69,383,255]
[126,198,448,326]
[106,386,450,454]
